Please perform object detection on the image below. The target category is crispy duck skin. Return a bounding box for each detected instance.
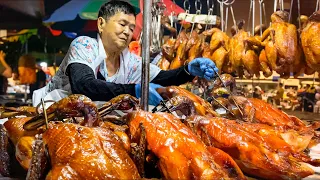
[301,10,320,71]
[186,116,315,180]
[158,57,171,70]
[157,86,219,117]
[233,96,320,130]
[3,117,41,171]
[126,110,245,179]
[232,96,316,131]
[43,123,140,179]
[0,125,11,177]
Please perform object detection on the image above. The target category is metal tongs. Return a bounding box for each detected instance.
[213,69,244,116]
[152,100,172,113]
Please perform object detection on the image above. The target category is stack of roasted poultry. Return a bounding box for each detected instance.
[0,80,320,179]
[159,10,320,79]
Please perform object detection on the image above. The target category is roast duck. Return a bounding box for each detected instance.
[157,10,319,80]
[1,85,320,179]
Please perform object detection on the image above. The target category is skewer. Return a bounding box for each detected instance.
[41,98,49,129]
[213,69,244,116]
[207,96,235,116]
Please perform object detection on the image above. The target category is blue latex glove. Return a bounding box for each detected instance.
[135,83,163,106]
[188,58,219,80]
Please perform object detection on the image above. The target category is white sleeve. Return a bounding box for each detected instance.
[63,36,98,74]
[126,53,161,84]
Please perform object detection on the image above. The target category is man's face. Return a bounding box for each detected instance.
[98,12,136,52]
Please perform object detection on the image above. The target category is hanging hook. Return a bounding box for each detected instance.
[195,0,202,14]
[259,0,265,36]
[189,0,202,39]
[217,0,228,32]
[184,0,191,12]
[178,0,190,34]
[205,0,215,30]
[247,0,253,31]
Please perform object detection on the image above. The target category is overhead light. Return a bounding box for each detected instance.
[40,62,47,67]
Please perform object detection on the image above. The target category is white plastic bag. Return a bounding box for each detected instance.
[32,87,70,109]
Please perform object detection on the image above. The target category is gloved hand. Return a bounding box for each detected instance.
[188,58,219,80]
[135,83,163,106]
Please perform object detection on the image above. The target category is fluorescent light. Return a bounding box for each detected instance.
[40,62,47,67]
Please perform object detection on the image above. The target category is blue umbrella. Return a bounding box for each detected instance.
[44,0,91,23]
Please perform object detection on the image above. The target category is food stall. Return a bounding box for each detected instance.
[1,0,320,179]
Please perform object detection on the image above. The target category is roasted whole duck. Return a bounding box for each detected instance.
[229,20,262,78]
[126,110,245,179]
[202,28,230,74]
[157,86,219,117]
[185,116,316,180]
[301,10,320,72]
[261,11,300,78]
[169,30,188,69]
[232,96,320,131]
[28,123,140,179]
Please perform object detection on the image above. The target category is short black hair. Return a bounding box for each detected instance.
[98,0,136,21]
[279,83,283,87]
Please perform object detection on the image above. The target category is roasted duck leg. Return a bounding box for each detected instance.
[157,86,219,117]
[23,94,100,130]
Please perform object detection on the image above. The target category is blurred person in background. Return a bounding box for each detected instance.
[274,83,284,106]
[253,87,262,99]
[29,63,47,99]
[0,51,12,95]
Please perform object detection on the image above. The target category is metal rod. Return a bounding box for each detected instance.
[274,0,277,12]
[259,0,263,36]
[252,0,255,35]
[316,0,319,12]
[247,0,253,31]
[263,2,267,25]
[220,2,224,31]
[209,96,235,116]
[289,0,293,23]
[41,98,49,129]
[297,0,301,30]
[141,0,152,111]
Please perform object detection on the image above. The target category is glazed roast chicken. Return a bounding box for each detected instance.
[261,11,300,78]
[301,10,320,72]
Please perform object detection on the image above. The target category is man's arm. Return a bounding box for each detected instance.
[67,63,136,101]
[0,51,12,78]
[151,65,195,86]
